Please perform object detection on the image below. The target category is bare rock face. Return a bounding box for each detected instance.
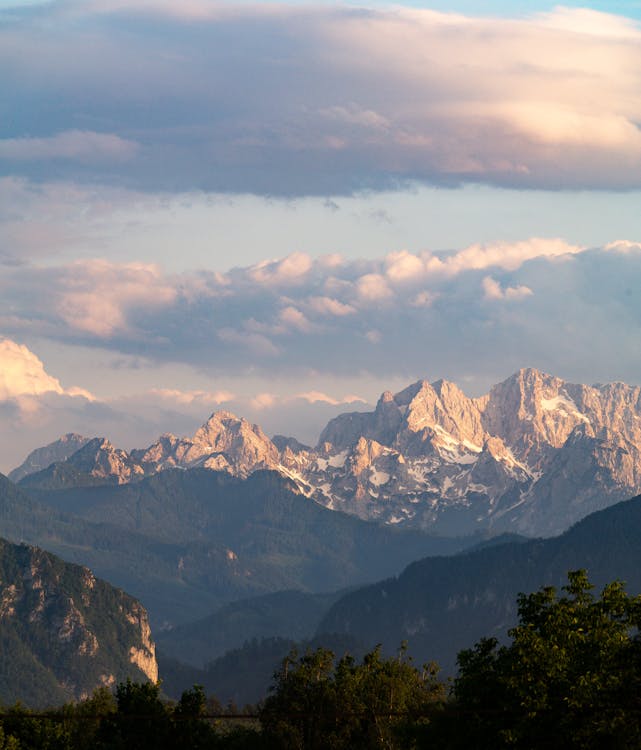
[296,369,641,536]
[137,411,281,477]
[18,412,282,489]
[0,538,158,706]
[8,433,91,483]
[12,369,641,538]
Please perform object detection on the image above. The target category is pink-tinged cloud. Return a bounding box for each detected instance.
[0,131,138,163]
[55,260,177,337]
[148,388,235,406]
[2,4,641,193]
[1,240,641,387]
[0,338,93,403]
[482,276,533,301]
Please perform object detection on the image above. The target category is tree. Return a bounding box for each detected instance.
[260,644,444,749]
[96,680,172,750]
[442,570,641,749]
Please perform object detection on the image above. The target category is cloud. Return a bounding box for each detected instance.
[147,388,235,407]
[250,392,278,411]
[0,338,92,401]
[482,276,533,301]
[1,260,178,338]
[305,296,356,317]
[356,273,393,302]
[1,240,641,389]
[0,131,138,162]
[294,391,366,407]
[248,253,314,287]
[2,4,641,193]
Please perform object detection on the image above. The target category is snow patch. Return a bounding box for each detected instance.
[328,450,348,468]
[541,394,590,423]
[370,469,390,486]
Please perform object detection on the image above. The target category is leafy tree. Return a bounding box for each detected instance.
[96,680,172,750]
[0,726,20,750]
[260,644,444,749]
[439,570,641,749]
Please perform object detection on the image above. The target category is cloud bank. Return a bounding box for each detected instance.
[2,239,641,388]
[1,3,641,194]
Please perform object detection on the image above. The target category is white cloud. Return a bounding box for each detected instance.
[0,338,93,402]
[250,392,278,410]
[482,276,533,301]
[55,260,177,337]
[605,240,641,253]
[148,388,235,406]
[294,391,366,407]
[305,296,355,317]
[1,240,640,388]
[278,306,314,333]
[248,253,313,287]
[356,273,393,302]
[431,238,583,275]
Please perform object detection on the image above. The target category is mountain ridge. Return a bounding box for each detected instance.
[12,368,641,537]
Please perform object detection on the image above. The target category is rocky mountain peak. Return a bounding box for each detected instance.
[392,379,430,407]
[8,433,91,483]
[68,438,144,483]
[12,368,641,539]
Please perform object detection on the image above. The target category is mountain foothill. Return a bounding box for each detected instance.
[3,367,641,706]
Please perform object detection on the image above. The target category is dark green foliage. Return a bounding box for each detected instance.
[260,644,445,750]
[7,571,641,748]
[434,571,641,749]
[159,634,365,707]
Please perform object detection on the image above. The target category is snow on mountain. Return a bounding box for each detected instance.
[12,369,641,537]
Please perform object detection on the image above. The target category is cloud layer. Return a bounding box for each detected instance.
[2,239,641,388]
[1,3,641,194]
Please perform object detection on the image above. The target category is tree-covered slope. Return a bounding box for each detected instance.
[319,493,641,674]
[3,471,472,627]
[156,589,346,667]
[0,537,157,707]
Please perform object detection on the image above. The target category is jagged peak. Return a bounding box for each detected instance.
[501,367,561,388]
[202,409,246,425]
[59,432,89,442]
[80,436,116,452]
[377,390,395,406]
[393,379,430,406]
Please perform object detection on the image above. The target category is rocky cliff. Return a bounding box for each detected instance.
[0,537,157,706]
[13,369,641,537]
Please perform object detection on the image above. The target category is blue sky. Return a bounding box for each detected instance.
[1,0,640,469]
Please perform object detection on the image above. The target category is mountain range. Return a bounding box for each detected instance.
[318,491,641,675]
[160,491,641,704]
[0,470,468,628]
[13,368,641,537]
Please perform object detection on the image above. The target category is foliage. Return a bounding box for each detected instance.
[260,643,445,749]
[7,571,641,748]
[439,570,641,749]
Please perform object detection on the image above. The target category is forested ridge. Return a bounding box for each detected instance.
[3,571,641,749]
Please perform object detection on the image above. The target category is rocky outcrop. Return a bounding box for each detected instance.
[9,433,90,483]
[298,368,641,536]
[12,369,641,537]
[0,537,157,706]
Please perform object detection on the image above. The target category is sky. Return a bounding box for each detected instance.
[1,0,641,472]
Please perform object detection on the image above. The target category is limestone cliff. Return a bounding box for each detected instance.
[0,538,158,706]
